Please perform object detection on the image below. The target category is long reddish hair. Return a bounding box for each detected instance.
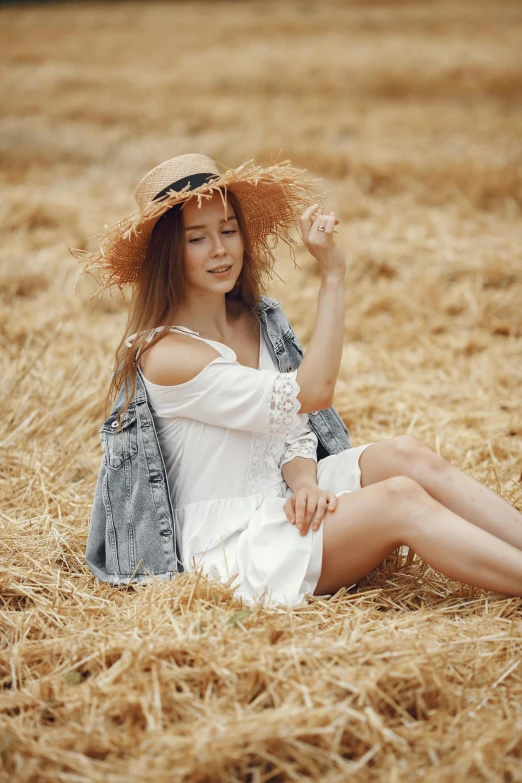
[107,190,264,417]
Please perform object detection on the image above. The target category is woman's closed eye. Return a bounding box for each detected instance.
[188,229,237,244]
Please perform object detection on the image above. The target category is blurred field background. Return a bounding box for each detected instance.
[1,0,522,780]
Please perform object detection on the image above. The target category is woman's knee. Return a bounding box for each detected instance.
[390,435,448,474]
[377,476,436,542]
[328,477,427,556]
[335,476,429,533]
[379,476,434,532]
[380,474,428,502]
[359,436,448,488]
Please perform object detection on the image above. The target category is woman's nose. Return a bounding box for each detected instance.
[210,235,227,256]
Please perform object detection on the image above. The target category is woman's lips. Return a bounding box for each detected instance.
[208,265,232,276]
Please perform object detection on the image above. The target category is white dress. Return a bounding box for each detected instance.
[139,325,372,607]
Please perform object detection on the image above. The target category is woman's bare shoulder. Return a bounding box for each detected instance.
[139,332,221,386]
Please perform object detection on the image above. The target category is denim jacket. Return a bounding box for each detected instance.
[87,296,351,584]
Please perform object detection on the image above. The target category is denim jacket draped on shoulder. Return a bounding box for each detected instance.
[87,296,351,584]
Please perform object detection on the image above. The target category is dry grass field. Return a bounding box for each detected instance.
[1,0,522,780]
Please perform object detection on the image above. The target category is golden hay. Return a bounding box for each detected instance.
[1,1,521,780]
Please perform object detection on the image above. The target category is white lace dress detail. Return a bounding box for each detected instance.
[244,346,316,495]
[269,371,301,434]
[244,430,288,496]
[279,415,318,469]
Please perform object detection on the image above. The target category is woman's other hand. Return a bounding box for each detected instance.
[284,483,338,536]
[300,204,346,279]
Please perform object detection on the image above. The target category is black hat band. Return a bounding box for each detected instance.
[153,172,219,202]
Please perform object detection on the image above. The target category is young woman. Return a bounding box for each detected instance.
[75,153,522,606]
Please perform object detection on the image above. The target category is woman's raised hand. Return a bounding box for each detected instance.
[300,204,346,279]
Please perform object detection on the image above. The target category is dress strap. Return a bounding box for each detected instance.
[169,325,200,336]
[126,324,236,362]
[171,325,237,362]
[126,324,200,350]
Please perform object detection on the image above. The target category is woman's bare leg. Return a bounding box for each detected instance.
[358,436,522,550]
[314,476,522,597]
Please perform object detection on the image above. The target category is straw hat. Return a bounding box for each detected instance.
[71,153,321,293]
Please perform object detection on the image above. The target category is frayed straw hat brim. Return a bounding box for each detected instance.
[70,159,322,294]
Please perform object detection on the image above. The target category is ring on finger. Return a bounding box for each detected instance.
[317,225,326,231]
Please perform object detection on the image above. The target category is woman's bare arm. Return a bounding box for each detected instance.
[295,205,347,413]
[281,456,317,494]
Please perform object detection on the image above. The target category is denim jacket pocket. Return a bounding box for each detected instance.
[100,408,138,470]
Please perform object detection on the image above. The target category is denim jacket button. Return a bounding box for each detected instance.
[287,364,293,371]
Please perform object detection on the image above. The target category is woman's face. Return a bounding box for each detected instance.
[181,193,245,295]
